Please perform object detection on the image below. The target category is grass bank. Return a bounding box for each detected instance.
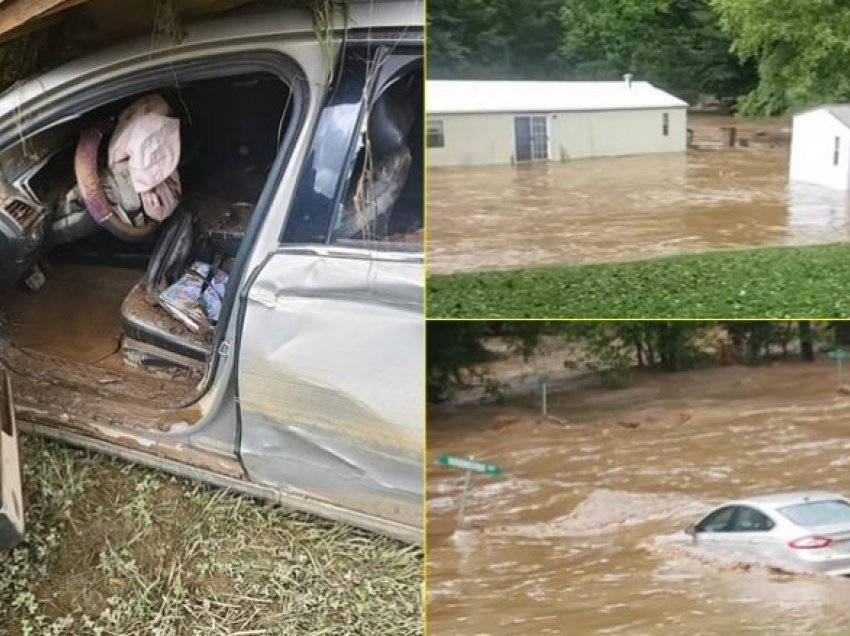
[427,243,850,318]
[0,436,422,636]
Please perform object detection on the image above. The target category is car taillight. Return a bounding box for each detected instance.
[788,536,832,549]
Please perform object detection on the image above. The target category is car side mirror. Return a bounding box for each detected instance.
[684,524,696,537]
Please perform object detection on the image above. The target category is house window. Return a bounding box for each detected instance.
[835,136,841,166]
[427,119,445,148]
[662,112,669,137]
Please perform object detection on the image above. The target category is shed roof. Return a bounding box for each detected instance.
[796,104,850,129]
[427,80,688,115]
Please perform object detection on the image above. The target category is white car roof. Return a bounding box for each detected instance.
[730,491,846,510]
[0,1,422,119]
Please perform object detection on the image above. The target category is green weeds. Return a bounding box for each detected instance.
[427,243,850,319]
[0,436,422,636]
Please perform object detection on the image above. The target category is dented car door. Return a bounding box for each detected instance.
[0,370,23,549]
[235,43,423,543]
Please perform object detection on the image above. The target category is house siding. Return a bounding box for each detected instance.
[428,107,688,167]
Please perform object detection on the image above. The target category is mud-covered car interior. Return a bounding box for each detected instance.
[0,63,423,416]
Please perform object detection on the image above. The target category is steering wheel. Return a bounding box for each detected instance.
[74,121,158,242]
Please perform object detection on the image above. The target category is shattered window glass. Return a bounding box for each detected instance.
[330,65,423,248]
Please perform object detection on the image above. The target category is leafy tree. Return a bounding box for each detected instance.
[427,321,494,402]
[561,0,756,103]
[427,321,829,402]
[798,321,814,361]
[428,0,569,79]
[426,321,555,401]
[712,0,850,114]
[428,0,755,105]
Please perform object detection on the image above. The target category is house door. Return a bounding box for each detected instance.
[514,115,549,162]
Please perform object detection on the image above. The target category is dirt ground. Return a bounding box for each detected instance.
[0,435,422,636]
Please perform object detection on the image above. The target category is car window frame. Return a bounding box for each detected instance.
[728,505,775,533]
[327,52,422,250]
[695,505,738,533]
[0,49,311,400]
[279,41,423,256]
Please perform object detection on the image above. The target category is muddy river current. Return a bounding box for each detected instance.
[427,146,850,274]
[428,363,850,634]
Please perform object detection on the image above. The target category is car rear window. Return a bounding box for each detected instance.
[778,500,850,527]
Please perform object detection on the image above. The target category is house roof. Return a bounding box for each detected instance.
[797,104,850,129]
[427,80,688,115]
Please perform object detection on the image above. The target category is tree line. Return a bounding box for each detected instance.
[428,321,842,402]
[428,0,850,115]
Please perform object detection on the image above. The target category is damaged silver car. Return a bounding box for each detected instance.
[0,1,424,545]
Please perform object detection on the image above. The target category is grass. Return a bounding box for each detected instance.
[427,243,850,319]
[0,435,422,636]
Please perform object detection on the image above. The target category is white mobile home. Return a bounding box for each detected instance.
[427,78,688,167]
[790,105,850,190]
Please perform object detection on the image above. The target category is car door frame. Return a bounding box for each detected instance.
[0,369,23,549]
[0,16,425,545]
[232,38,424,544]
[696,504,779,555]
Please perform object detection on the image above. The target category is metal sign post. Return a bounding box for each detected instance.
[456,467,473,527]
[438,454,504,530]
[540,377,548,417]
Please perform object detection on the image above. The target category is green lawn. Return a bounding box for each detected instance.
[1,436,422,636]
[427,243,850,318]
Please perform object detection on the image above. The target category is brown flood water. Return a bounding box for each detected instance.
[428,362,850,635]
[427,148,850,274]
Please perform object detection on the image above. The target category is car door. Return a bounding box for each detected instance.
[234,42,423,543]
[720,505,779,557]
[0,369,23,549]
[694,505,738,546]
[696,505,776,557]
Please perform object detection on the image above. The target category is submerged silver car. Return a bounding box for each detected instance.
[687,491,850,576]
[0,1,423,546]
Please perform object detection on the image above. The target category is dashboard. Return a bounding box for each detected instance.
[0,127,75,287]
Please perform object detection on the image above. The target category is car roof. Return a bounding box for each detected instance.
[0,1,422,118]
[728,491,846,510]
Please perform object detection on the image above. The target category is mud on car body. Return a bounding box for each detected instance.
[0,0,424,546]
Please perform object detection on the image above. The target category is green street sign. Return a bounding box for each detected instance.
[439,454,503,477]
[828,348,850,361]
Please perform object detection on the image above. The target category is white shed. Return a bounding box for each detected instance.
[427,77,688,167]
[789,105,850,190]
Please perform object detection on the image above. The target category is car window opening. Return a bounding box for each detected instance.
[331,65,423,246]
[0,71,293,415]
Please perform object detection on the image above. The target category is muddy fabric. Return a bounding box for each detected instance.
[108,94,181,221]
[335,145,412,239]
[106,161,142,213]
[158,262,228,332]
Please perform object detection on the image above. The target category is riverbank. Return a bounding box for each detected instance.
[427,242,850,318]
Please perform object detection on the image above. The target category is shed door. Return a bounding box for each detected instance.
[514,115,548,162]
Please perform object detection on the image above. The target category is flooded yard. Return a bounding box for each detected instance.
[427,131,850,274]
[428,362,850,635]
